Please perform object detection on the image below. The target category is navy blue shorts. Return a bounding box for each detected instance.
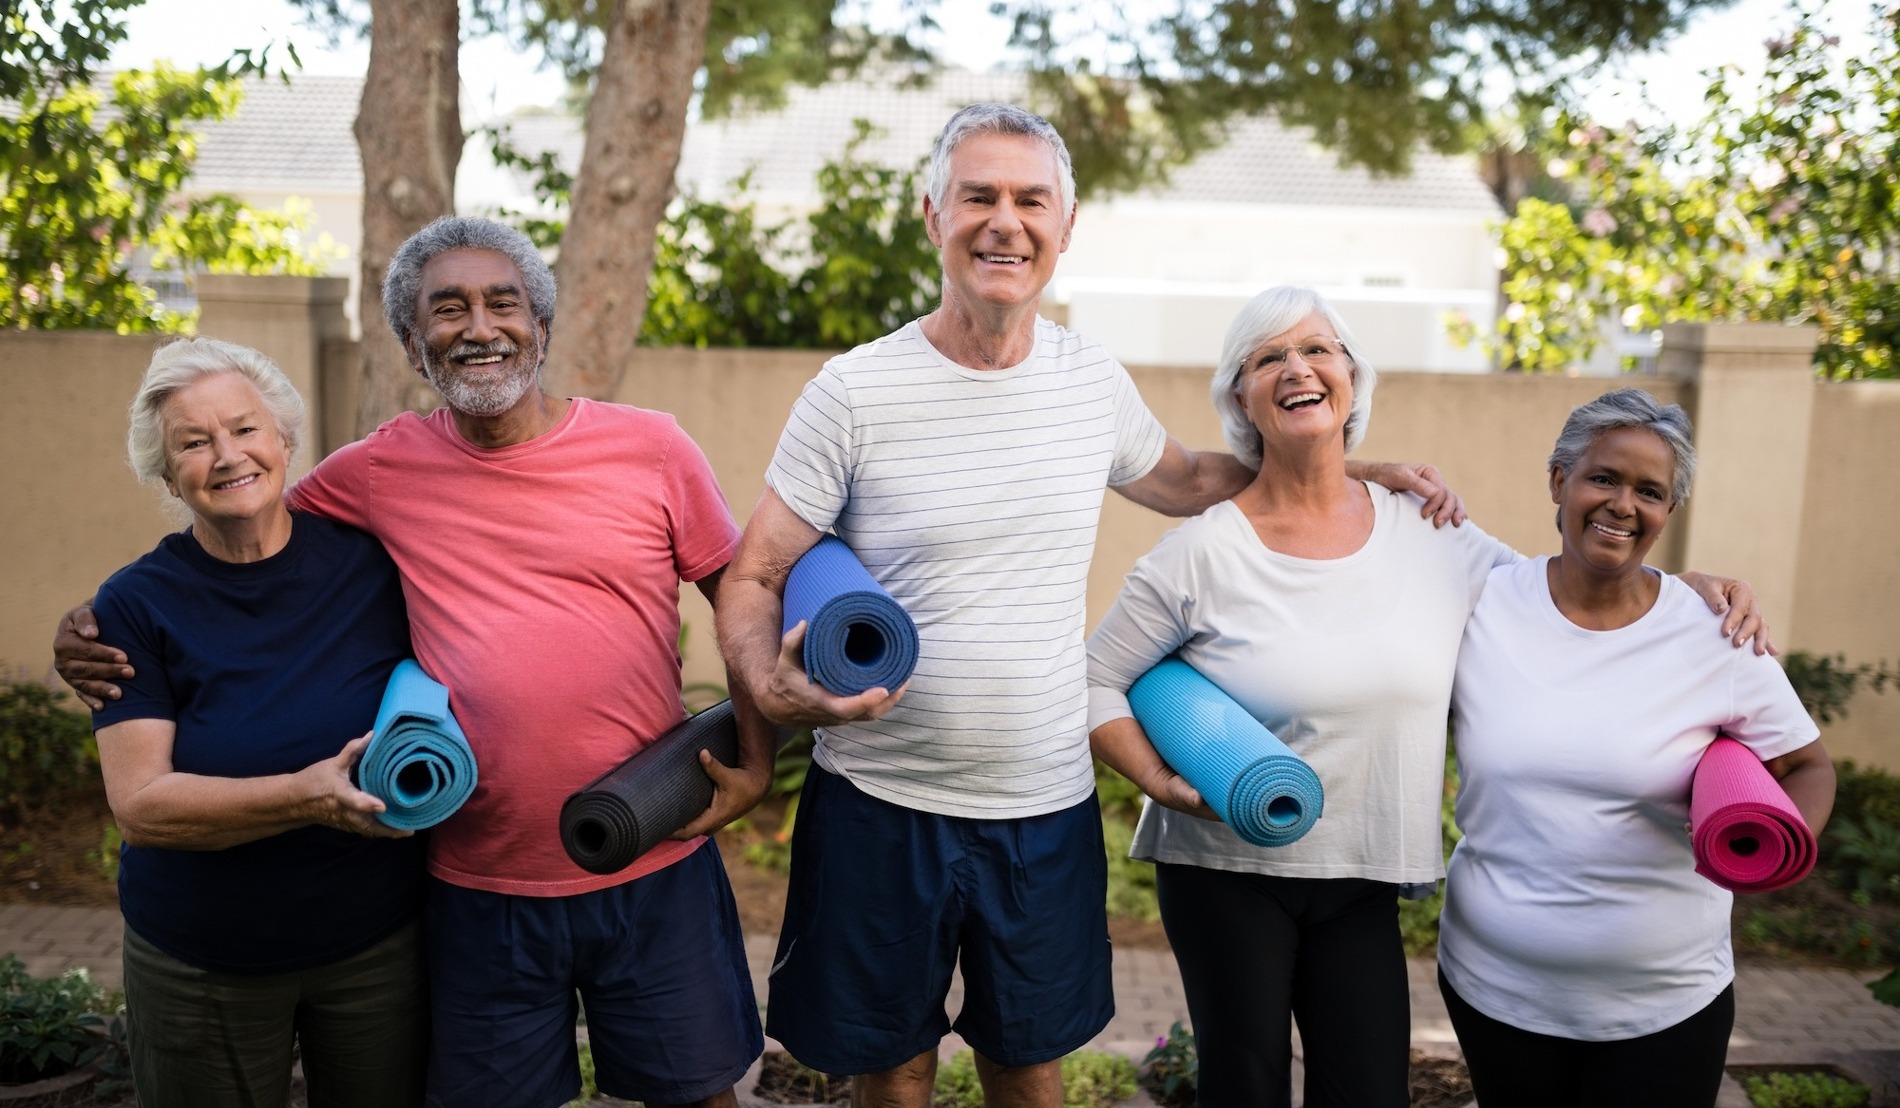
[765,764,1114,1074]
[424,842,762,1108]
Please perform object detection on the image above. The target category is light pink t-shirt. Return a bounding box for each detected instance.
[289,399,740,896]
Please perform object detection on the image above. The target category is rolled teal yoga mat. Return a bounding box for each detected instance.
[782,535,920,697]
[359,659,478,831]
[1127,658,1323,847]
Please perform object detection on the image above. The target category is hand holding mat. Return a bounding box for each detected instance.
[359,659,478,831]
[1126,658,1323,848]
[782,535,919,697]
[560,700,743,874]
[1690,736,1817,894]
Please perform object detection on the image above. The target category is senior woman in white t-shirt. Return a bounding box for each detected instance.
[1436,388,1834,1108]
[1084,288,1766,1108]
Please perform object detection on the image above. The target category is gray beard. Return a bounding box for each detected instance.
[421,339,540,417]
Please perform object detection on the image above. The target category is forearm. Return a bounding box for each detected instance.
[714,573,787,708]
[725,666,778,776]
[113,771,320,850]
[1775,753,1837,836]
[1090,717,1172,796]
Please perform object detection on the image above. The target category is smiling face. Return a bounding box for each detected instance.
[1233,311,1355,453]
[924,131,1075,318]
[160,371,291,531]
[1549,425,1679,578]
[410,247,548,418]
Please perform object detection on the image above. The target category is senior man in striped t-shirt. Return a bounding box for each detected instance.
[717,103,1461,1108]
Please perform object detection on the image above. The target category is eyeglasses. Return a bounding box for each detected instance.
[1246,338,1348,374]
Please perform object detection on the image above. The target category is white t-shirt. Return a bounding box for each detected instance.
[1438,557,1818,1041]
[767,317,1167,818]
[1085,488,1516,882]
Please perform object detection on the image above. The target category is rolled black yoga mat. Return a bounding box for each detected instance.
[559,700,743,875]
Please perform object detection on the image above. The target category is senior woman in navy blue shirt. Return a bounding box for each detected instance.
[89,337,424,1108]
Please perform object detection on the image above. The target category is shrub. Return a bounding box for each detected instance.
[1140,1020,1197,1107]
[1740,1069,1870,1108]
[0,681,96,821]
[1103,813,1159,923]
[1828,817,1900,904]
[934,1050,1136,1108]
[0,955,111,1085]
[1782,653,1896,726]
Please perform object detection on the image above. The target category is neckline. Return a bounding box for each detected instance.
[176,512,309,580]
[910,318,1041,382]
[437,395,585,459]
[1219,481,1387,567]
[1533,555,1669,638]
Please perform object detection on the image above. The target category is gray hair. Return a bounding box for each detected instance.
[381,216,557,351]
[1210,286,1378,466]
[127,337,306,486]
[1548,387,1697,504]
[924,103,1077,218]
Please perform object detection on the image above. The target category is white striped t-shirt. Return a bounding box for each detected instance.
[767,317,1168,818]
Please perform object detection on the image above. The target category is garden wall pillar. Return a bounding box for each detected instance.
[196,275,352,476]
[1661,321,1820,646]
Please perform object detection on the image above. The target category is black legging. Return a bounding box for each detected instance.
[1155,864,1410,1108]
[1438,969,1734,1108]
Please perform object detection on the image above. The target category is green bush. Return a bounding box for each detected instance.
[0,681,97,821]
[1782,653,1896,726]
[1828,817,1900,904]
[1139,1020,1197,1107]
[1741,1069,1870,1108]
[1829,761,1900,840]
[933,1050,1137,1108]
[1103,813,1160,923]
[0,955,112,1085]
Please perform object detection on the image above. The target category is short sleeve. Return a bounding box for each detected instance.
[662,421,741,582]
[1453,518,1522,608]
[286,437,373,528]
[1723,648,1821,763]
[765,366,854,531]
[89,578,177,730]
[1085,527,1197,729]
[1106,363,1168,487]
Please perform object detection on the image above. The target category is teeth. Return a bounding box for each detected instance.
[1279,393,1324,409]
[1590,521,1633,538]
[213,475,257,491]
[978,254,1024,264]
[461,355,504,365]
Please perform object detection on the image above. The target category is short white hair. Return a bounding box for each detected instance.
[924,103,1076,218]
[127,337,305,486]
[1210,286,1377,465]
[1549,387,1697,505]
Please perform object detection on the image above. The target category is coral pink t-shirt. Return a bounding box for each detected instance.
[289,399,740,896]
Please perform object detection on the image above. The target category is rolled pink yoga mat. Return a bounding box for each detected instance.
[1690,736,1817,894]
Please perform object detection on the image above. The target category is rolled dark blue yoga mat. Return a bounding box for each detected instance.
[559,700,742,875]
[359,659,478,831]
[782,535,919,696]
[1126,658,1324,848]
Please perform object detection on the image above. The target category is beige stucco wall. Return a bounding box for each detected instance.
[1791,382,1900,767]
[4,307,1895,770]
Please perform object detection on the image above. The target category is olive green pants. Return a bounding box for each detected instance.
[122,920,427,1108]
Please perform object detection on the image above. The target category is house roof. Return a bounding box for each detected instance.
[187,74,362,193]
[182,69,1499,213]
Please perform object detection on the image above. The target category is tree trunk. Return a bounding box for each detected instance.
[548,0,712,399]
[352,0,462,438]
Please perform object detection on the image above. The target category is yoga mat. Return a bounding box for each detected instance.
[560,700,741,875]
[1690,736,1817,894]
[1126,658,1324,848]
[359,659,478,831]
[782,535,919,697]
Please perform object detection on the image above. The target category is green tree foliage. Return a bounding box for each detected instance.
[1,0,329,332]
[1455,5,1900,377]
[1006,0,1733,196]
[485,120,938,349]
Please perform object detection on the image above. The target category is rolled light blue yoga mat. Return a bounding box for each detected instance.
[1126,658,1323,848]
[782,535,920,697]
[358,659,478,831]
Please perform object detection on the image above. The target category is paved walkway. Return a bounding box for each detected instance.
[9,902,1900,1103]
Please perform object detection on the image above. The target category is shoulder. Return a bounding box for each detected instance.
[95,536,183,605]
[1035,318,1121,375]
[822,322,929,379]
[569,397,682,436]
[1141,503,1242,568]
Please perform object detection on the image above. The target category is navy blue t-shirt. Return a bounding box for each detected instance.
[92,512,424,974]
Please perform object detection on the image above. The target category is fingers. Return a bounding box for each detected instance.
[68,679,124,710]
[670,750,769,840]
[336,734,374,768]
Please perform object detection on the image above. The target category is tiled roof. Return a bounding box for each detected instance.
[187,74,362,193]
